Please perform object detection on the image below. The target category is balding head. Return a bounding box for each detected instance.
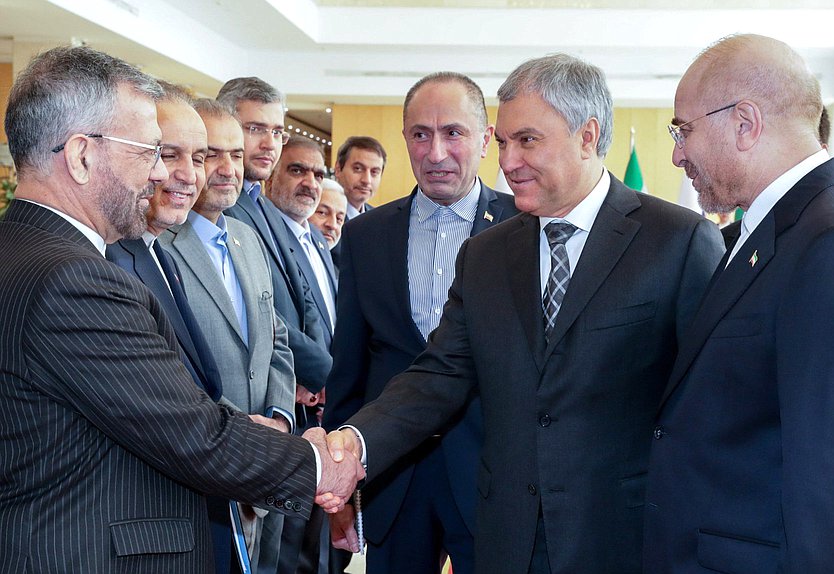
[687,34,821,137]
[672,34,824,212]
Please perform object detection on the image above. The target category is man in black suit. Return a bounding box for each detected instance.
[324,72,517,574]
[327,54,724,574]
[644,34,834,573]
[0,45,362,574]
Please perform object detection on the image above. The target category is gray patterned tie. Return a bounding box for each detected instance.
[543,221,577,342]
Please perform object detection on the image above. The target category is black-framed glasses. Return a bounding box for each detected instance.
[52,134,163,167]
[244,124,291,144]
[668,102,739,149]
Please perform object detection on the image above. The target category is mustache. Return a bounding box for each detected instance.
[207,175,239,188]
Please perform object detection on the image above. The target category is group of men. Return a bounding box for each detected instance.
[2,31,834,574]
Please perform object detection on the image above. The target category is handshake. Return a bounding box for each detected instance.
[302,427,365,513]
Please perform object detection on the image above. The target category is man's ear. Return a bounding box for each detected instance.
[481,125,495,158]
[63,134,94,185]
[734,101,762,152]
[578,117,601,159]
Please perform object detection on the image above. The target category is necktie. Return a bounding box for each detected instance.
[542,221,577,341]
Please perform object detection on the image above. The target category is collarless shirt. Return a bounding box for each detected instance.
[538,168,610,295]
[408,179,481,340]
[728,149,831,263]
[188,211,248,346]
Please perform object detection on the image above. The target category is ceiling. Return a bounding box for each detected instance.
[2,0,834,137]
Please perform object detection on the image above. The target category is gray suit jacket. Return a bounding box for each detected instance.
[159,217,295,421]
[0,200,315,574]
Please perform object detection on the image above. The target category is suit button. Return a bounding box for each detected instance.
[284,500,294,510]
[265,496,275,506]
[528,484,537,496]
[653,425,664,439]
[538,414,551,427]
[249,369,255,379]
[274,498,284,508]
[292,502,302,512]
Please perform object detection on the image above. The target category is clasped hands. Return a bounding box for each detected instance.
[302,428,364,513]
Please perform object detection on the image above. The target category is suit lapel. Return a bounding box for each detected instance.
[543,181,641,358]
[507,213,548,372]
[169,223,246,344]
[283,219,333,334]
[226,226,260,356]
[310,226,338,296]
[387,191,427,347]
[471,181,505,236]
[660,159,834,406]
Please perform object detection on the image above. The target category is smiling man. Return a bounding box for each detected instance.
[333,136,386,220]
[326,57,725,574]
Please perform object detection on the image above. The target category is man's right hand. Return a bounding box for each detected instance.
[303,427,365,513]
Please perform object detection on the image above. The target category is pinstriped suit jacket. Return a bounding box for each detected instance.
[0,200,316,573]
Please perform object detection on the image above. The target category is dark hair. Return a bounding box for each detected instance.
[335,136,387,170]
[283,135,325,161]
[819,107,830,147]
[403,72,488,131]
[5,45,162,175]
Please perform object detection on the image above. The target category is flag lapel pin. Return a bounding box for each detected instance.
[483,211,494,222]
[749,250,758,267]
[233,237,241,247]
[318,240,325,250]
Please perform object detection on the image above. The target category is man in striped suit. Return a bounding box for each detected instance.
[0,45,363,574]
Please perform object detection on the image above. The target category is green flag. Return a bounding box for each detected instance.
[623,131,648,193]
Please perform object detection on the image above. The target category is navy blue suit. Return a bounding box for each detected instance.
[645,158,834,574]
[324,182,518,574]
[226,192,332,392]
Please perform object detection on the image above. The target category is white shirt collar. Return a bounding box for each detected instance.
[743,149,831,236]
[278,209,311,241]
[539,168,610,234]
[21,199,107,256]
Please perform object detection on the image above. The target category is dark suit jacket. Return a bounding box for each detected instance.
[323,182,517,542]
[0,200,316,574]
[347,177,725,574]
[226,192,332,393]
[644,158,834,574]
[278,217,338,348]
[106,238,223,400]
[720,219,742,249]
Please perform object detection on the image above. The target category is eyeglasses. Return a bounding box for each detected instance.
[244,124,291,144]
[52,134,163,167]
[668,102,739,149]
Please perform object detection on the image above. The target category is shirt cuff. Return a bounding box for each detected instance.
[312,442,322,486]
[338,424,368,469]
[265,406,295,434]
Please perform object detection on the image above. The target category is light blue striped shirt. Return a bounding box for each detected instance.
[188,211,249,346]
[408,179,481,340]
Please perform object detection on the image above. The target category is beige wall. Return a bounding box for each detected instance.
[332,102,686,207]
[0,63,12,143]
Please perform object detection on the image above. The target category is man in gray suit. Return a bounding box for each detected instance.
[328,54,725,574]
[0,46,363,574]
[159,98,297,570]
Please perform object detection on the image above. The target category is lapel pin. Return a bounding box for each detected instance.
[317,241,325,250]
[483,211,494,222]
[233,237,241,247]
[749,250,758,267]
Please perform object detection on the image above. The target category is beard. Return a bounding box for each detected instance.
[98,162,151,240]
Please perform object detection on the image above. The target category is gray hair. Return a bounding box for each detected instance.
[498,54,613,157]
[216,77,285,116]
[158,81,195,106]
[5,45,162,176]
[403,72,488,131]
[193,98,236,122]
[321,178,345,196]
